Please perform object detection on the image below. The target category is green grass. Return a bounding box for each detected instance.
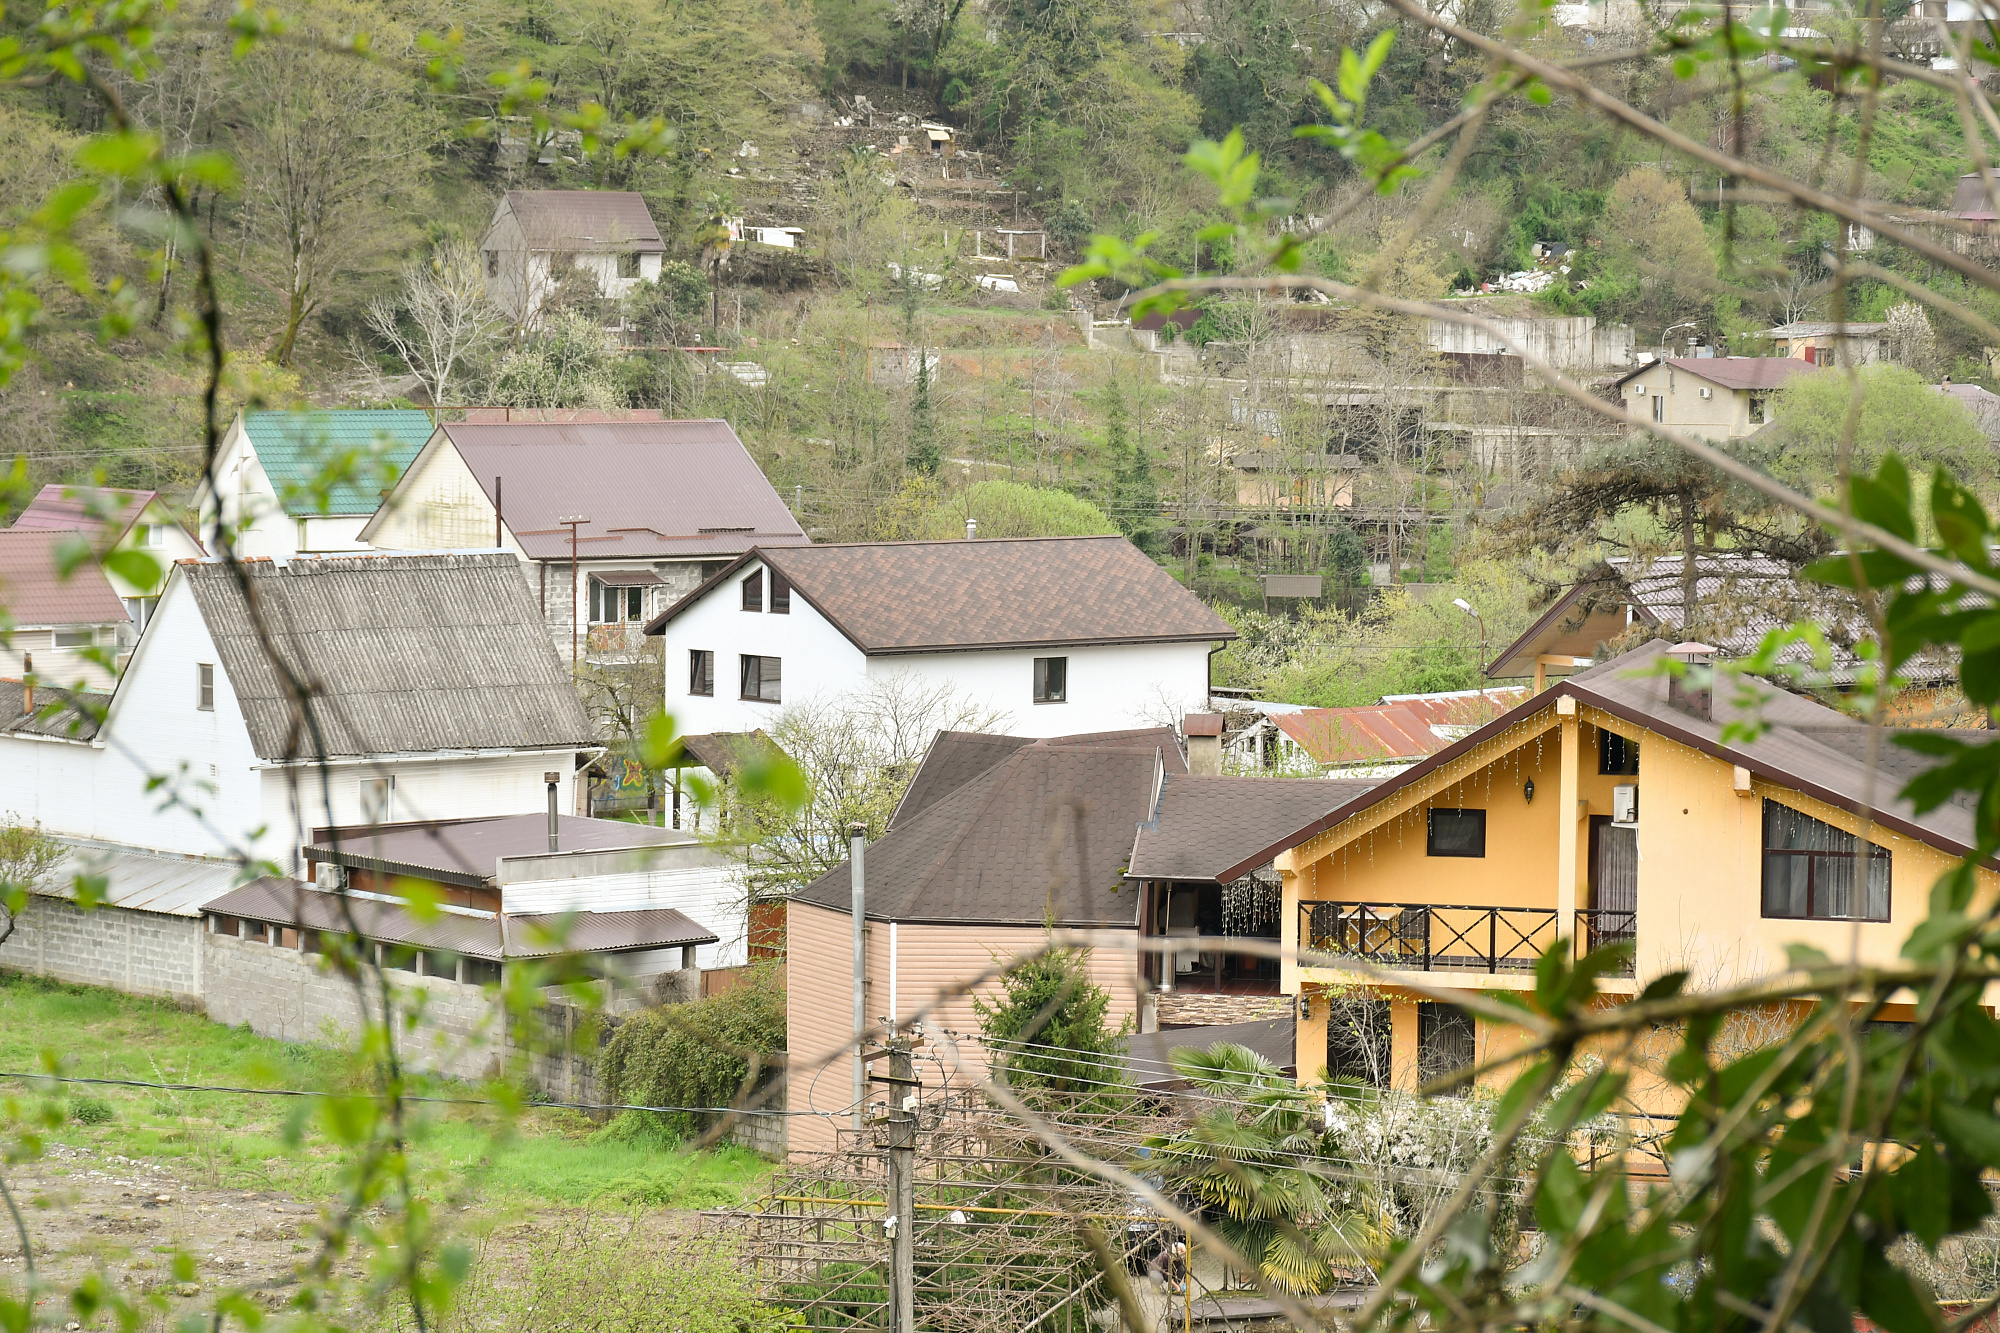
[0,972,772,1209]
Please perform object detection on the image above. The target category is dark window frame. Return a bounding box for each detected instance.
[740,654,782,703]
[1425,808,1487,858]
[1033,655,1068,704]
[1599,732,1639,775]
[1761,799,1891,922]
[689,649,715,696]
[741,570,763,612]
[770,571,791,614]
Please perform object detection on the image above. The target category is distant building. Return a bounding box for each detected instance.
[10,485,204,630]
[481,190,667,326]
[361,417,808,665]
[0,528,132,690]
[1761,321,1886,366]
[193,410,434,561]
[1608,357,1820,440]
[646,536,1237,738]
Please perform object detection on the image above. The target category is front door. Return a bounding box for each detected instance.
[1587,815,1637,951]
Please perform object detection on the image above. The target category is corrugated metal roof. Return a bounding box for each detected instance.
[498,191,666,253]
[36,840,248,917]
[653,537,1238,653]
[12,486,157,538]
[203,878,717,958]
[0,529,130,627]
[0,679,106,739]
[183,552,593,760]
[309,813,696,886]
[434,420,807,561]
[240,411,434,517]
[1275,690,1525,766]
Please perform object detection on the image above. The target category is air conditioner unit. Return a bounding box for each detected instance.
[1699,386,1713,399]
[1631,383,1646,396]
[1612,784,1639,827]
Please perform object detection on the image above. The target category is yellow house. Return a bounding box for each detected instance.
[1253,640,1993,1098]
[1608,357,1819,440]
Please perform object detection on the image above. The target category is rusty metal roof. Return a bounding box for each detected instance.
[308,813,695,887]
[434,419,808,562]
[497,191,666,253]
[651,537,1237,653]
[204,878,717,959]
[0,530,130,628]
[183,552,593,760]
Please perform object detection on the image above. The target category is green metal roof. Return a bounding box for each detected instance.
[240,410,435,517]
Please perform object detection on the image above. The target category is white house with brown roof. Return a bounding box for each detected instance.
[360,416,808,663]
[645,537,1237,739]
[10,485,204,630]
[0,528,134,691]
[1609,356,1820,439]
[481,190,667,326]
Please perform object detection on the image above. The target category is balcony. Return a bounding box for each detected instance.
[1300,901,1636,976]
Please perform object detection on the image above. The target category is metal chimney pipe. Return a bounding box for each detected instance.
[850,820,867,1132]
[545,772,560,852]
[966,517,977,541]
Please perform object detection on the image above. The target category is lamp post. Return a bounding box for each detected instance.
[559,515,590,674]
[1453,597,1487,678]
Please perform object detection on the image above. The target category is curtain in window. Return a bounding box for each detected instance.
[1762,801,1890,921]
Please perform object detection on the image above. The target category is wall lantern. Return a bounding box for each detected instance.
[1523,778,1536,804]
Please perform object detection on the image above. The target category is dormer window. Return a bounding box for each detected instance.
[741,570,763,612]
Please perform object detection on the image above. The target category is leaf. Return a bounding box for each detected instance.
[75,131,161,179]
[1931,468,1994,567]
[1858,1244,1937,1333]
[1889,1142,1952,1248]
[1639,970,1689,1002]
[102,548,161,590]
[1935,1102,2000,1168]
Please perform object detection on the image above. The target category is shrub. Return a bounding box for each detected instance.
[974,948,1128,1101]
[910,480,1117,541]
[69,1094,114,1125]
[597,962,786,1139]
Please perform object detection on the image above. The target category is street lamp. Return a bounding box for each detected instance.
[1453,597,1486,678]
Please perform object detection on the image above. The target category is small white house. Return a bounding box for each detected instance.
[0,528,133,691]
[192,410,435,561]
[10,484,205,630]
[481,191,667,326]
[0,552,597,873]
[646,536,1237,738]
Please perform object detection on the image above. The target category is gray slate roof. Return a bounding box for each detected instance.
[183,553,593,761]
[498,191,666,253]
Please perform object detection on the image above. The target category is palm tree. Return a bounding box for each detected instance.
[1146,1043,1383,1293]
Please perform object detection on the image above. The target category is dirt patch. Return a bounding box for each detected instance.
[1,1141,336,1321]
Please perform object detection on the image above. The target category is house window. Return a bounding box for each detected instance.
[1599,732,1639,775]
[1327,994,1391,1087]
[740,655,782,703]
[1426,808,1486,858]
[360,775,395,823]
[210,914,240,937]
[464,957,502,985]
[1417,1002,1475,1088]
[54,628,97,648]
[382,945,418,973]
[1749,393,1767,425]
[1033,656,1067,703]
[197,663,215,711]
[741,570,763,612]
[1652,394,1664,423]
[770,571,791,614]
[136,523,165,549]
[690,649,716,696]
[1762,800,1890,921]
[422,950,459,981]
[589,578,646,624]
[485,250,499,279]
[618,252,641,278]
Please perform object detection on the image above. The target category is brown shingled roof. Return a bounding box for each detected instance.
[1613,357,1820,392]
[0,530,130,628]
[650,537,1236,653]
[497,190,666,253]
[1127,774,1380,883]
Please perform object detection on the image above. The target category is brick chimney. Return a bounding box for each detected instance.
[1666,642,1716,720]
[1184,712,1224,776]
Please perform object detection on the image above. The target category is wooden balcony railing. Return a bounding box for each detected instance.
[1300,901,1637,976]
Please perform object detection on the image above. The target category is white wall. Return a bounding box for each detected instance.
[366,434,510,553]
[656,558,1215,738]
[1,625,127,692]
[0,568,584,871]
[502,855,748,970]
[194,417,297,563]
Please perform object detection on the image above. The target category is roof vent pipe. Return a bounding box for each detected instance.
[966,517,977,541]
[1666,642,1716,720]
[545,771,561,852]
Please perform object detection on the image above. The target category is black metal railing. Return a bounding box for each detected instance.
[1300,902,1638,975]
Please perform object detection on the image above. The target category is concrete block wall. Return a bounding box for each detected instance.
[0,896,202,999]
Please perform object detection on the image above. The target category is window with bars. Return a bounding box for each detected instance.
[1762,800,1890,921]
[689,650,715,696]
[740,655,781,702]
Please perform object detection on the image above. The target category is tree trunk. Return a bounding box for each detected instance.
[1679,488,1699,639]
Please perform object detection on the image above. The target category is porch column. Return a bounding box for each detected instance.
[1294,988,1327,1086]
[1556,696,1580,947]
[1390,998,1420,1092]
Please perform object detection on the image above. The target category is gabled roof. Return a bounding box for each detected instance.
[795,733,1170,927]
[1485,554,1910,686]
[239,410,435,517]
[1237,640,1993,877]
[649,537,1237,654]
[889,727,1187,829]
[0,678,106,739]
[12,486,163,540]
[182,552,593,761]
[204,878,715,959]
[1762,322,1888,338]
[0,529,130,628]
[673,730,788,777]
[494,191,666,254]
[390,419,807,562]
[1611,357,1820,392]
[1127,774,1380,883]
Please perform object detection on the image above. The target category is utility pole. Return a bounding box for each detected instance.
[878,1033,918,1333]
[850,822,867,1134]
[559,515,589,674]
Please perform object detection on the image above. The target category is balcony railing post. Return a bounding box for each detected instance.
[1489,910,1498,974]
[1422,908,1431,971]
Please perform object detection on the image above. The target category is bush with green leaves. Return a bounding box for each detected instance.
[974,948,1127,1100]
[598,962,787,1139]
[911,480,1117,541]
